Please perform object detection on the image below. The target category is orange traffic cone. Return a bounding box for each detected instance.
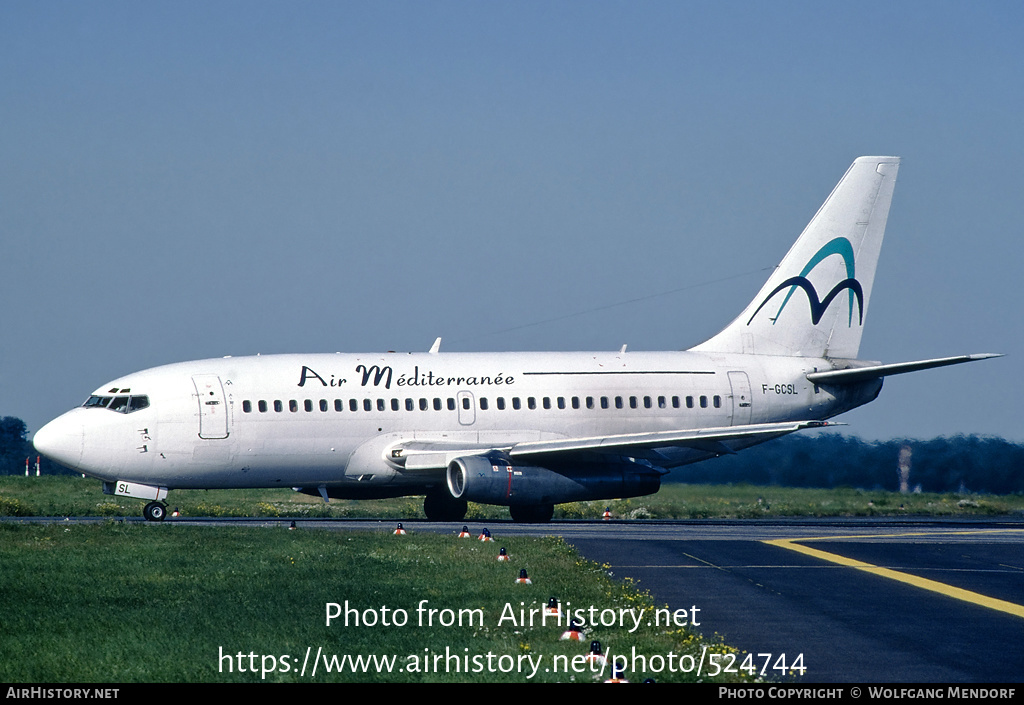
[560,619,585,641]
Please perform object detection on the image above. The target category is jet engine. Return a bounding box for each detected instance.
[445,454,662,507]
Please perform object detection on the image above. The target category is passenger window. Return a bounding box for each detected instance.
[363,399,372,411]
[601,397,609,409]
[586,397,594,409]
[350,399,358,412]
[672,396,679,408]
[433,398,442,411]
[644,396,652,409]
[462,398,471,410]
[572,397,580,409]
[713,395,721,408]
[290,400,298,412]
[497,397,506,410]
[242,400,252,413]
[419,398,428,411]
[686,396,694,409]
[616,396,624,409]
[543,397,551,410]
[274,400,283,413]
[406,398,414,411]
[658,396,666,409]
[391,399,400,411]
[320,399,328,412]
[377,399,385,411]
[479,398,488,410]
[447,398,456,411]
[528,397,536,410]
[258,400,268,413]
[700,396,708,408]
[512,397,521,410]
[335,400,343,412]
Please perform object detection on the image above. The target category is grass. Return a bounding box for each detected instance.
[1,475,1022,521]
[3,477,1016,682]
[0,522,749,683]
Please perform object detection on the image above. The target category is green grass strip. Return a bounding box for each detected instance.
[0,523,753,683]
[3,476,1021,521]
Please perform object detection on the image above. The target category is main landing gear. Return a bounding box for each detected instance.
[143,501,167,522]
[422,489,555,523]
[509,503,554,523]
[423,489,468,522]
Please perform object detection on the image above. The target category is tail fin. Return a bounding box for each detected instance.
[691,156,900,358]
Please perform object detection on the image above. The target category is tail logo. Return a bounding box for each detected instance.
[747,237,863,327]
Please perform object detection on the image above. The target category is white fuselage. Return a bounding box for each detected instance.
[35,349,878,495]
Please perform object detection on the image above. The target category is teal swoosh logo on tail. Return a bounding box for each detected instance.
[747,237,863,326]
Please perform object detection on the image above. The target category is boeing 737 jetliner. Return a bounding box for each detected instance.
[34,157,999,522]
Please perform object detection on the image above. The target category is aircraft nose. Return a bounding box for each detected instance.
[33,414,84,469]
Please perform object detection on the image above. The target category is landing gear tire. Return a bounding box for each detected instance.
[143,501,167,522]
[509,503,554,523]
[423,490,468,522]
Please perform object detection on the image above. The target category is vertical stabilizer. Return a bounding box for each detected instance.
[691,156,899,358]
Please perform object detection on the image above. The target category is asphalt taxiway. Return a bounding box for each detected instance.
[560,520,1024,683]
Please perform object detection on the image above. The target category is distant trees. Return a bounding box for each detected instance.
[0,416,69,476]
[669,433,1024,494]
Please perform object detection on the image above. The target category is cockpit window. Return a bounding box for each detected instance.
[108,396,130,412]
[83,394,150,413]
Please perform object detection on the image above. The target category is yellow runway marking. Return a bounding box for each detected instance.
[764,537,1024,620]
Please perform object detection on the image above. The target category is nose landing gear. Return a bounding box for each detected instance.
[143,501,167,522]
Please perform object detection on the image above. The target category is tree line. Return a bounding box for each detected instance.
[0,416,71,476]
[673,432,1024,494]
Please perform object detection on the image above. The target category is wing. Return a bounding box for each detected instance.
[387,420,838,472]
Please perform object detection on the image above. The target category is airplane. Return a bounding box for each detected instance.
[33,156,1000,522]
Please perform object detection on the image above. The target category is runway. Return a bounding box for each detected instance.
[15,515,1024,682]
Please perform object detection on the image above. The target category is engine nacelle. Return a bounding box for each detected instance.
[446,454,661,506]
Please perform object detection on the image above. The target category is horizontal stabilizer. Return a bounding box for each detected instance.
[806,354,1003,385]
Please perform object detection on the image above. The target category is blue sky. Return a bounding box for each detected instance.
[2,1,1021,442]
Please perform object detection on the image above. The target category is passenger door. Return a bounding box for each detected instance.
[193,375,229,439]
